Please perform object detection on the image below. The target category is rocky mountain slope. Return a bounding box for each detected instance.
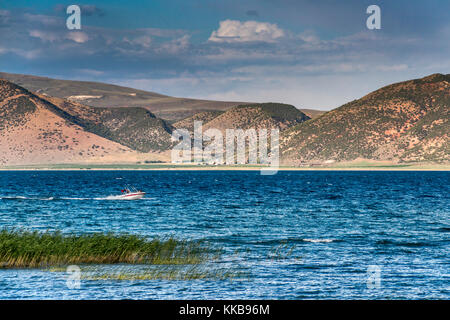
[200,103,310,133]
[0,80,139,165]
[172,103,310,139]
[1,73,448,166]
[41,95,174,153]
[0,79,178,165]
[173,111,224,132]
[281,74,450,164]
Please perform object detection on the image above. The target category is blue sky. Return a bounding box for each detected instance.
[0,0,449,109]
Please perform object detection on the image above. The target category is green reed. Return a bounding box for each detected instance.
[0,230,215,268]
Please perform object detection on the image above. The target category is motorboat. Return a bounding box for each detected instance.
[118,186,146,200]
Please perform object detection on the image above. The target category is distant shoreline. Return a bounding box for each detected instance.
[1,163,449,171]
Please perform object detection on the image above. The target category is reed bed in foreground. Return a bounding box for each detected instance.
[0,230,214,268]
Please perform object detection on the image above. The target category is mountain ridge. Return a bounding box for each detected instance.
[0,72,323,121]
[281,73,450,164]
[0,79,141,165]
[203,103,310,133]
[39,94,175,152]
[0,72,246,121]
[1,73,448,166]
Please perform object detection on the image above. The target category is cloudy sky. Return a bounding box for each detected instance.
[0,0,449,110]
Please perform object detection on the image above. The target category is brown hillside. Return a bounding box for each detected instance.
[202,103,310,133]
[0,72,323,121]
[0,72,245,121]
[281,73,450,164]
[0,80,140,165]
[299,109,326,119]
[173,111,224,132]
[40,95,175,153]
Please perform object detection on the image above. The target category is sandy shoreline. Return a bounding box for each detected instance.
[1,163,449,171]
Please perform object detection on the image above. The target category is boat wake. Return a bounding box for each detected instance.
[1,196,153,201]
[303,238,335,243]
[0,196,55,201]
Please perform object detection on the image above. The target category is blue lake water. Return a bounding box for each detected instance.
[0,170,448,299]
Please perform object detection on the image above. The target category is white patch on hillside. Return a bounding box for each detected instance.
[66,95,103,101]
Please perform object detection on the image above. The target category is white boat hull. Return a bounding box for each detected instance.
[117,192,145,200]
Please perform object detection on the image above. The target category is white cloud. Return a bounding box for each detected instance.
[29,30,59,42]
[10,48,42,59]
[209,20,284,43]
[29,30,90,44]
[123,35,152,48]
[298,30,319,43]
[65,32,89,43]
[23,13,60,27]
[158,35,190,54]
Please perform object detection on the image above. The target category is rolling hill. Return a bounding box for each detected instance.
[201,103,310,133]
[173,110,225,132]
[0,80,174,165]
[0,72,322,121]
[0,80,136,165]
[281,73,450,164]
[40,95,175,153]
[1,73,448,166]
[0,72,245,121]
